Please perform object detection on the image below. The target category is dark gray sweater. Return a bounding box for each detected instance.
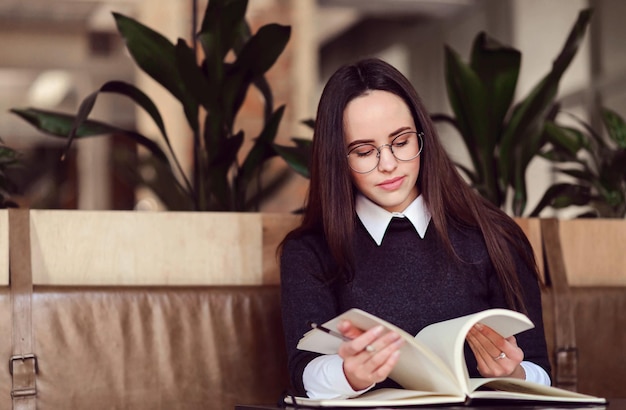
[280,217,551,396]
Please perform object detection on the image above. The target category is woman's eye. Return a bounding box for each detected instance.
[353,146,375,157]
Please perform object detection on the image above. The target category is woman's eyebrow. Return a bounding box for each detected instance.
[346,126,414,149]
[388,126,412,137]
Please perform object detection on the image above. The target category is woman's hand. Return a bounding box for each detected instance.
[336,320,404,391]
[466,322,526,379]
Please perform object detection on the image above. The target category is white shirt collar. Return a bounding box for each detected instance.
[355,193,431,246]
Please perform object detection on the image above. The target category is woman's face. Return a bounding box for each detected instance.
[343,90,421,213]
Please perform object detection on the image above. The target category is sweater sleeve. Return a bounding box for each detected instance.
[280,235,341,396]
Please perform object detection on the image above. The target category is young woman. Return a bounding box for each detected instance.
[280,58,551,399]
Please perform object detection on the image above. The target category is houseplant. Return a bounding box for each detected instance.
[273,119,314,179]
[10,0,291,212]
[530,106,626,218]
[276,9,594,219]
[0,137,20,208]
[431,8,592,216]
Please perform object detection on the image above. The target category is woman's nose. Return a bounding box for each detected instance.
[377,145,398,172]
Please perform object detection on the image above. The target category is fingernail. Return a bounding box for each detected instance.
[474,323,484,331]
[372,325,384,335]
[338,320,348,330]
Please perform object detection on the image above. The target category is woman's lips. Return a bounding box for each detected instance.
[377,176,404,191]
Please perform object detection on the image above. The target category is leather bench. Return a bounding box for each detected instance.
[2,211,624,409]
[0,285,289,410]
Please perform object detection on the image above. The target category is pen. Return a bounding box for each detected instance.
[308,321,352,342]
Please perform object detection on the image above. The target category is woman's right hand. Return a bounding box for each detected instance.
[336,320,404,391]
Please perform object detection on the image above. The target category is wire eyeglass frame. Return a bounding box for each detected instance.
[346,131,424,174]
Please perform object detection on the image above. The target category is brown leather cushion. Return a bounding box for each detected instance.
[2,284,624,408]
[542,286,626,398]
[0,285,289,409]
[571,287,626,398]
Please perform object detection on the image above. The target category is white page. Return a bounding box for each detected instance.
[469,378,606,403]
[297,309,463,395]
[413,309,534,394]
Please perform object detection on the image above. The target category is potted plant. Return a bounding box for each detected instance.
[431,8,592,216]
[11,0,290,212]
[8,0,299,285]
[531,106,626,218]
[275,10,594,220]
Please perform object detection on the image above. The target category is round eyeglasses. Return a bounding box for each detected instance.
[346,131,424,174]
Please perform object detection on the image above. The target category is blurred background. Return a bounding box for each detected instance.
[1,0,624,215]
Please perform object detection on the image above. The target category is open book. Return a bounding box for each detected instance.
[288,308,606,408]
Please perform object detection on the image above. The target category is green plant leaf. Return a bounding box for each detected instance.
[273,143,311,179]
[560,111,604,157]
[443,45,493,199]
[197,30,223,98]
[0,146,20,166]
[430,113,459,133]
[113,12,198,129]
[301,119,315,129]
[175,39,211,114]
[53,80,194,197]
[253,75,274,122]
[544,105,626,218]
[104,81,167,136]
[558,167,595,182]
[530,183,592,216]
[235,105,285,205]
[240,105,285,174]
[233,24,291,77]
[204,130,245,210]
[113,148,194,211]
[543,121,587,156]
[10,108,168,163]
[242,166,292,211]
[198,0,248,100]
[199,0,248,60]
[97,81,194,195]
[444,46,487,158]
[454,162,479,186]
[222,24,291,127]
[470,32,521,145]
[293,137,313,149]
[600,150,626,187]
[500,9,592,215]
[602,107,626,148]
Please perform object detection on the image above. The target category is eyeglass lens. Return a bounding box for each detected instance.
[346,131,423,173]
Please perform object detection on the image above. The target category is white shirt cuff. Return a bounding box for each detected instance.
[520,361,551,385]
[303,354,375,399]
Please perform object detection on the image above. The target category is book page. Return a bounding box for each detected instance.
[413,309,534,393]
[287,388,465,408]
[468,378,606,403]
[297,309,463,395]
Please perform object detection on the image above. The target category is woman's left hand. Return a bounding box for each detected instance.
[466,323,526,380]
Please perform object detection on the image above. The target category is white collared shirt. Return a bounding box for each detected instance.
[355,193,431,245]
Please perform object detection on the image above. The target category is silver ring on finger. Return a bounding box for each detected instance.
[365,344,376,353]
[494,351,506,361]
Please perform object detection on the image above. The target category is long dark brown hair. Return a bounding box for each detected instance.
[283,58,538,312]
